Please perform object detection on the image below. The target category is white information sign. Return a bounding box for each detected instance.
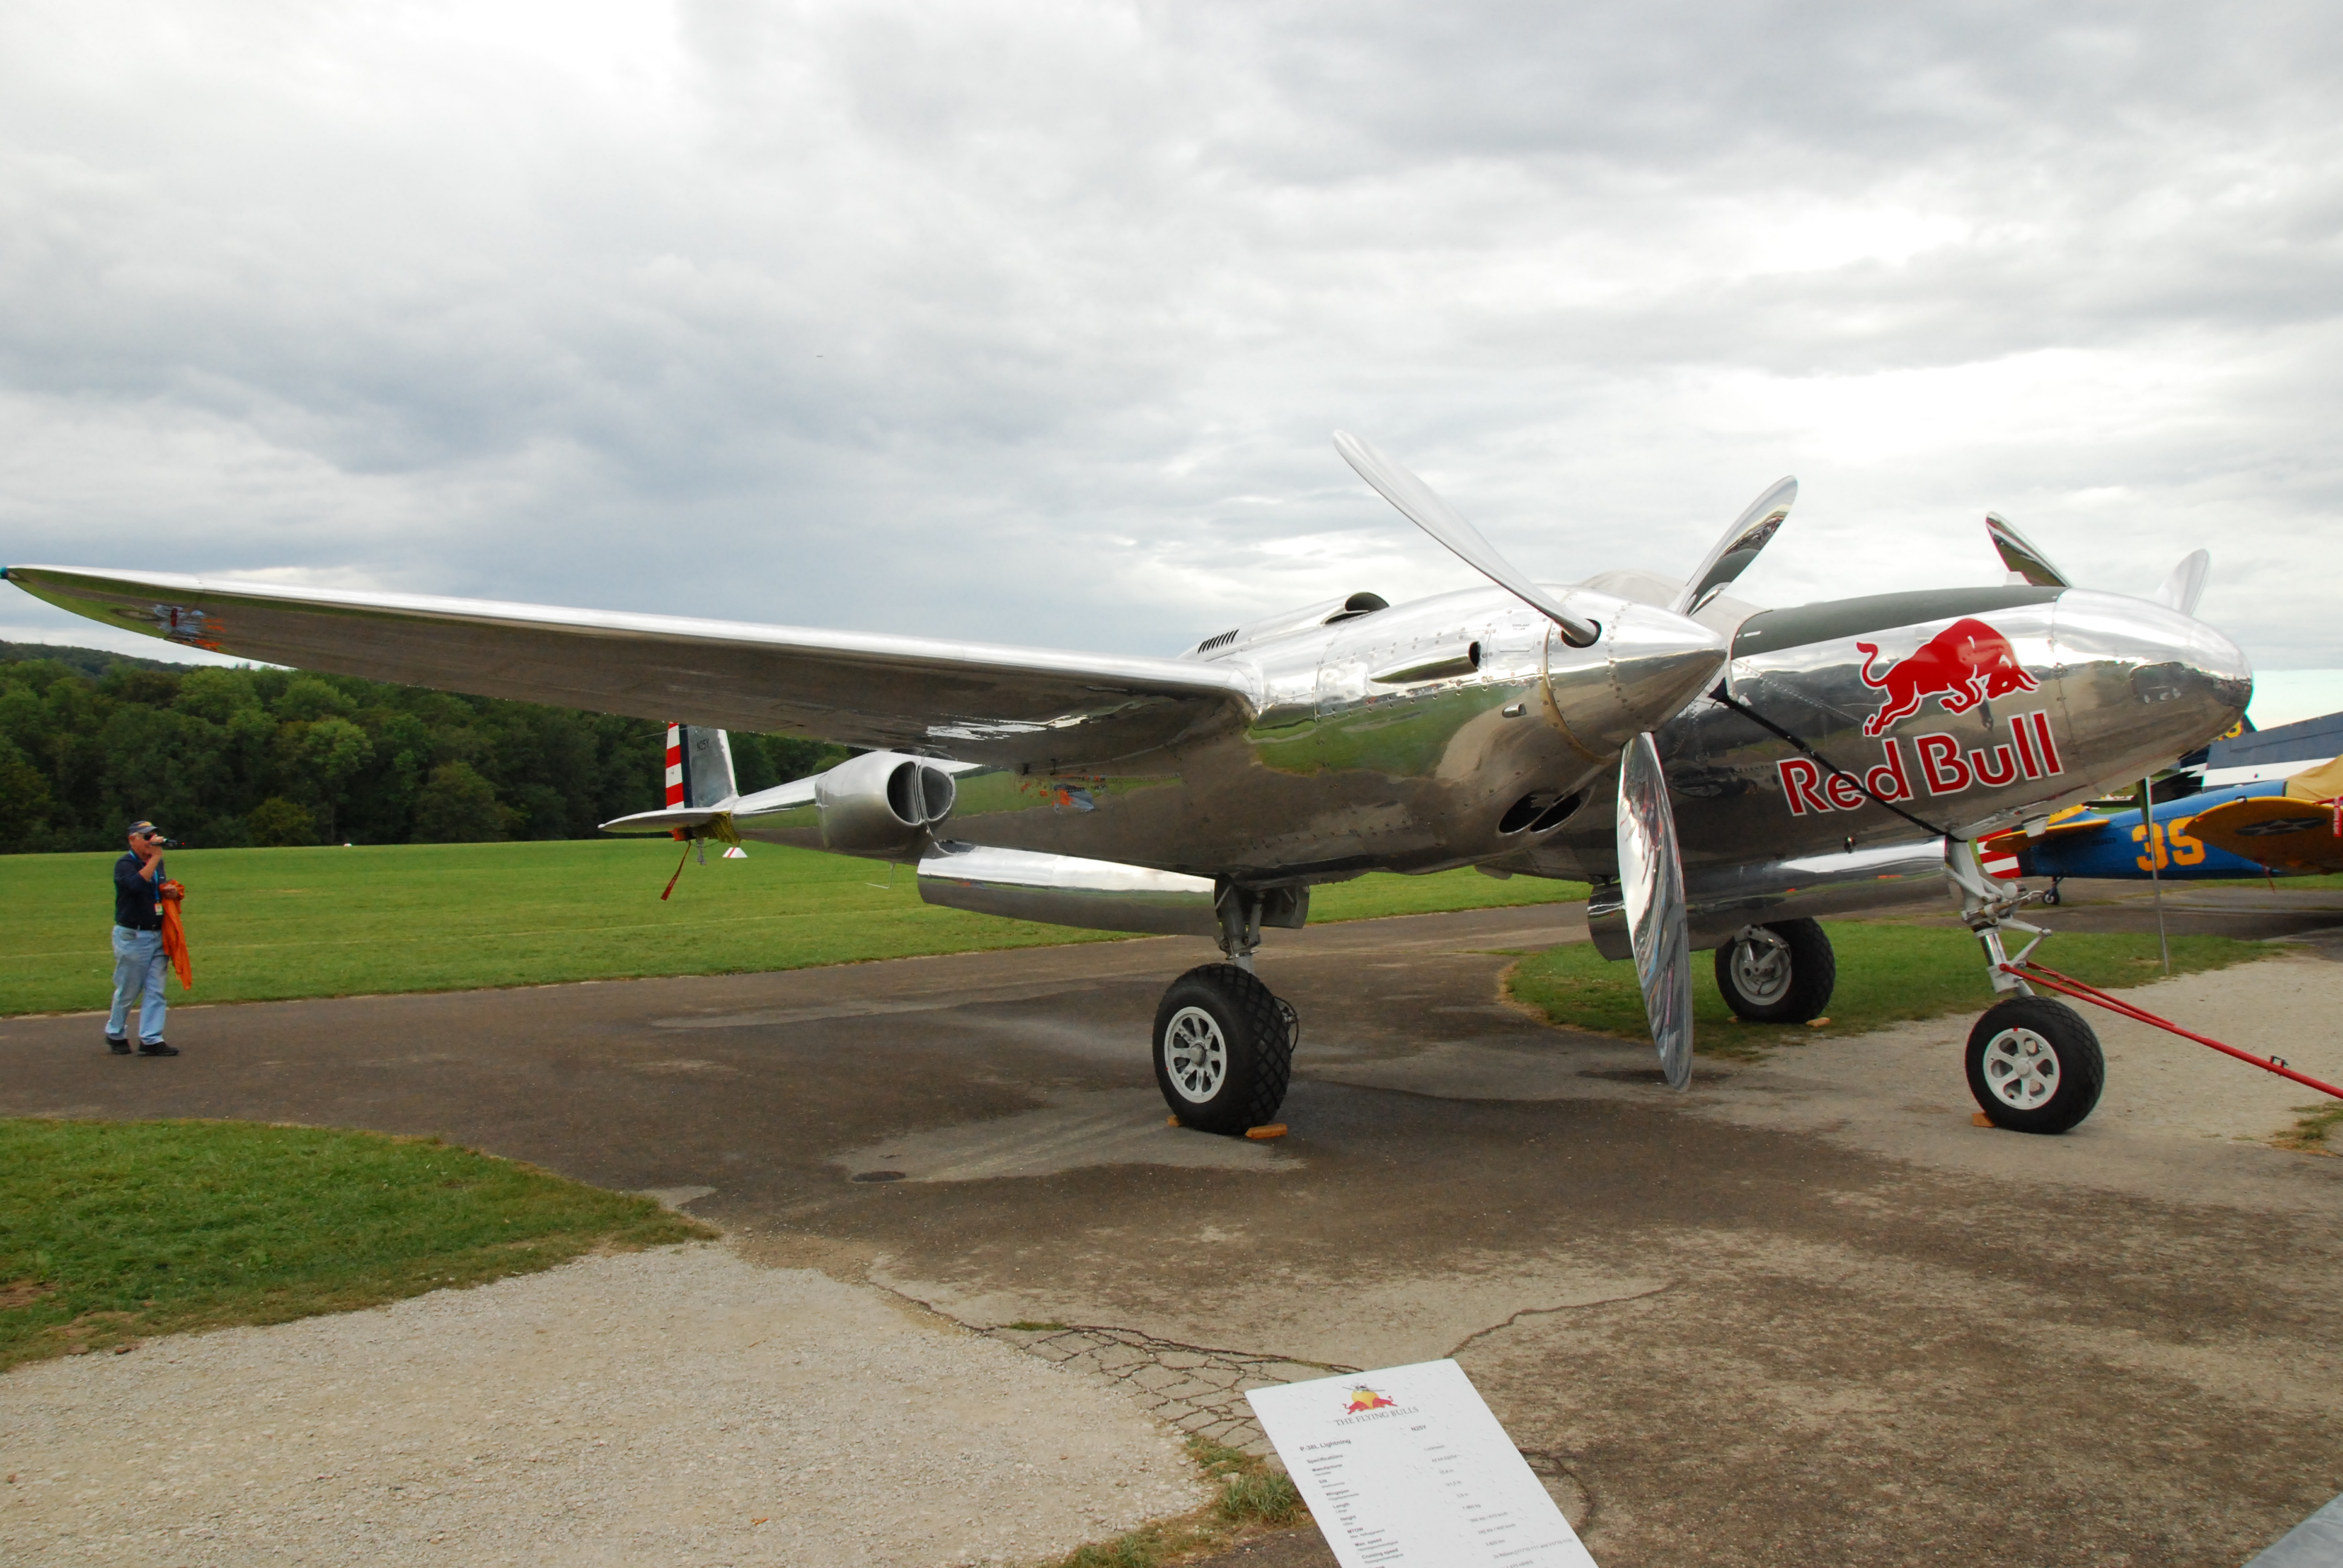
[1246,1359,1598,1568]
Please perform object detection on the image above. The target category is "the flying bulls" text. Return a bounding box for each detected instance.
[1778,710,2064,815]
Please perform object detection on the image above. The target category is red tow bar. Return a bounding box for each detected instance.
[2002,960,2343,1102]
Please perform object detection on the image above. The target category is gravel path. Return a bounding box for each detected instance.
[0,1246,1204,1567]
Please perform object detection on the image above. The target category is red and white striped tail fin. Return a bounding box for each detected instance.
[664,724,687,806]
[663,723,738,810]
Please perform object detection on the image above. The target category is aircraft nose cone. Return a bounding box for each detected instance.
[1546,601,1729,753]
[2184,615,2253,714]
[2051,591,2252,774]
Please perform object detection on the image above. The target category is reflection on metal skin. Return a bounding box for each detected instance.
[2051,590,2252,790]
[1617,733,1693,1089]
[1697,840,1947,949]
[916,843,1219,936]
[1587,838,1950,959]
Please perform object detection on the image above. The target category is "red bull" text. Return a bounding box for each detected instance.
[1855,618,2040,737]
[1778,711,2064,815]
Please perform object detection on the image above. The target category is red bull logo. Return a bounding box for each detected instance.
[1855,618,2039,737]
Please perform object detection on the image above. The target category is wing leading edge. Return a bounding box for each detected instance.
[4,566,1256,771]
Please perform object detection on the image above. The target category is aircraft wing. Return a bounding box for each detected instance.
[3,566,1257,769]
[2017,805,2110,840]
[2185,795,2343,873]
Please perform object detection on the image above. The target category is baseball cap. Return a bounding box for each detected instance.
[126,819,162,838]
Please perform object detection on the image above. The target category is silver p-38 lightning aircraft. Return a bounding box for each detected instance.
[7,435,2248,1136]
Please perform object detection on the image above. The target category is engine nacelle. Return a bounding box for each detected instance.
[814,750,957,854]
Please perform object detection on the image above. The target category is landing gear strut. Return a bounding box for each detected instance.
[1948,843,2104,1134]
[1152,886,1300,1134]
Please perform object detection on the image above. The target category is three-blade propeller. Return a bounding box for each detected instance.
[1333,433,1802,1090]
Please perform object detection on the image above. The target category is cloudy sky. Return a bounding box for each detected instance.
[3,0,2339,680]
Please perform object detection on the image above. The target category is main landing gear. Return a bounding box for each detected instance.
[1949,843,2105,1134]
[1714,918,1838,1022]
[1153,887,1299,1134]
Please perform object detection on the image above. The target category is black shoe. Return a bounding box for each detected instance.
[136,1041,179,1057]
[106,1035,131,1054]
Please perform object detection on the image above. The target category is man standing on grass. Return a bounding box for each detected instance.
[108,820,180,1057]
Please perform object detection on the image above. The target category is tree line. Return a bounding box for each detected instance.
[0,642,846,853]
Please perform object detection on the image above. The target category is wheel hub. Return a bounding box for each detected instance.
[1728,933,1793,1007]
[1981,1025,2061,1109]
[1162,1006,1230,1103]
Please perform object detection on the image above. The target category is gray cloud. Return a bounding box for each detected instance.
[1,0,2338,676]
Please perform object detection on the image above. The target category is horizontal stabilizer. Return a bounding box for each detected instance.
[601,775,820,836]
[600,805,734,837]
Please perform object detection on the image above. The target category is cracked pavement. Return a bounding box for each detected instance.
[4,890,2342,1566]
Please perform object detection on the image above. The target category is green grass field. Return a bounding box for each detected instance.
[1509,920,2267,1058]
[0,840,1585,1016]
[0,1119,709,1368]
[2191,871,2343,889]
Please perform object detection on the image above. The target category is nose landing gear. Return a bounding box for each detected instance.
[1153,886,1300,1133]
[1949,842,2105,1134]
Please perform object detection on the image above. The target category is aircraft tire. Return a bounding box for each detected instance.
[1713,919,1836,1023]
[1965,996,2105,1134]
[1154,963,1294,1135]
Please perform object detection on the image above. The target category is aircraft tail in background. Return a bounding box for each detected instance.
[666,724,737,810]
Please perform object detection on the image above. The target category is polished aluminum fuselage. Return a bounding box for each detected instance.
[734,578,2251,938]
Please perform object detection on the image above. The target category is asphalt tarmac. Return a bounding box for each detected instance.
[7,883,2343,1567]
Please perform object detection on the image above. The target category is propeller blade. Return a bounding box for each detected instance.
[2154,549,2210,617]
[1673,476,1796,616]
[1334,431,1601,647]
[1985,512,2071,588]
[1616,732,1693,1089]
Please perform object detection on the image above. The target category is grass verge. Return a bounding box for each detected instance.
[0,1118,711,1370]
[1509,921,2269,1060]
[2274,1102,2343,1155]
[0,840,1584,1016]
[1045,1437,1308,1568]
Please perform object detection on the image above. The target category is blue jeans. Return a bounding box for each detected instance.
[109,926,168,1044]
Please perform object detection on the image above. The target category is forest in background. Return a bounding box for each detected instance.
[0,641,847,852]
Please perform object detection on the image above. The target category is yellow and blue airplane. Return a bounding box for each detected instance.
[1982,754,2343,898]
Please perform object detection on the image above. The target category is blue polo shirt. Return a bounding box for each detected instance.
[114,852,165,930]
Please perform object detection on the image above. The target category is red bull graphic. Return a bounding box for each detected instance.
[1778,711,2063,816]
[1342,1385,1398,1414]
[1855,618,2040,737]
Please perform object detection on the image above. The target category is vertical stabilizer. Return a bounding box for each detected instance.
[664,724,738,809]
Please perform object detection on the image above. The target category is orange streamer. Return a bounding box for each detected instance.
[158,879,192,990]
